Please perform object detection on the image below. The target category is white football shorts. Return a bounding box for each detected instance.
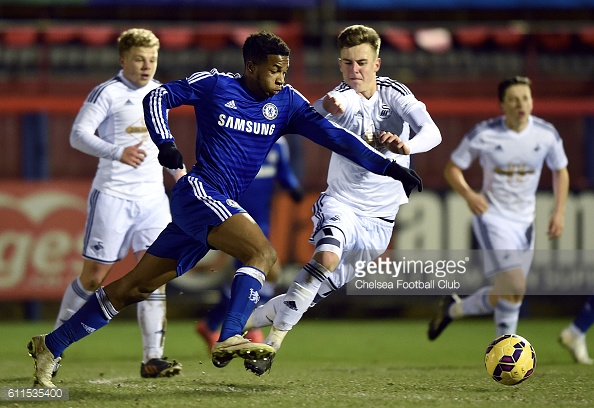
[82,188,172,263]
[310,193,395,293]
[472,211,535,278]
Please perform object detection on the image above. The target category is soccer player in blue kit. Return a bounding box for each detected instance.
[196,136,303,349]
[27,31,422,387]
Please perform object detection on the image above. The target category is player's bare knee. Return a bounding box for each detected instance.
[119,286,151,306]
[134,287,154,302]
[260,244,278,273]
[266,262,282,282]
[492,269,525,300]
[505,279,526,299]
[79,276,103,292]
[312,226,343,271]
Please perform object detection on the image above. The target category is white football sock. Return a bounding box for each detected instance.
[569,323,586,338]
[266,325,288,352]
[494,298,522,337]
[54,277,94,329]
[460,286,494,317]
[137,286,167,362]
[273,259,332,331]
[244,294,285,330]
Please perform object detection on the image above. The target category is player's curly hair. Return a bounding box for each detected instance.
[337,25,381,58]
[117,28,160,56]
[498,76,531,102]
[242,31,290,65]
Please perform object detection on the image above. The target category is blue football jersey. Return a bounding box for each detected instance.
[144,69,390,200]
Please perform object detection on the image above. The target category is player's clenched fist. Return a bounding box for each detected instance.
[322,93,346,116]
[380,131,411,155]
[120,142,147,168]
[157,142,184,169]
[384,161,423,197]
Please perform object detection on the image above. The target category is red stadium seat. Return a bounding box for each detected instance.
[157,26,195,50]
[273,21,303,49]
[453,25,490,49]
[1,25,40,74]
[79,25,117,47]
[578,26,594,48]
[383,27,415,52]
[2,25,38,48]
[194,23,231,51]
[491,26,526,49]
[231,26,258,47]
[41,25,80,45]
[536,31,573,51]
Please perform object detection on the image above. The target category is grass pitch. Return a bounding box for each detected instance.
[1,317,593,407]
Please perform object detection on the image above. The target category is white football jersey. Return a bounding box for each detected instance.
[313,77,439,218]
[451,115,568,223]
[70,70,165,201]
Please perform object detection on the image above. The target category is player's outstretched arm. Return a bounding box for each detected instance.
[294,107,423,195]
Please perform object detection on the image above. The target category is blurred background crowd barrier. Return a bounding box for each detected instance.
[1,0,594,318]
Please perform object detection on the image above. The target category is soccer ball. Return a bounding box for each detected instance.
[484,334,536,386]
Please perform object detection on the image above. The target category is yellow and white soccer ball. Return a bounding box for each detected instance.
[485,334,536,386]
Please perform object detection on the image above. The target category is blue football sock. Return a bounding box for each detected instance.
[219,267,264,342]
[206,285,231,332]
[45,287,117,358]
[573,295,594,334]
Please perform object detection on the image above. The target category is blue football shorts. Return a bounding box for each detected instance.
[147,175,245,276]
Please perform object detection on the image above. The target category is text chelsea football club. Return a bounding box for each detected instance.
[353,257,468,290]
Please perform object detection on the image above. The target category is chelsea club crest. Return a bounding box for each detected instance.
[226,199,240,208]
[262,103,278,120]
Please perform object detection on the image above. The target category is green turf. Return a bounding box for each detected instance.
[1,318,593,407]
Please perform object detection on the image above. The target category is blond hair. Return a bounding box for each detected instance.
[117,28,159,56]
